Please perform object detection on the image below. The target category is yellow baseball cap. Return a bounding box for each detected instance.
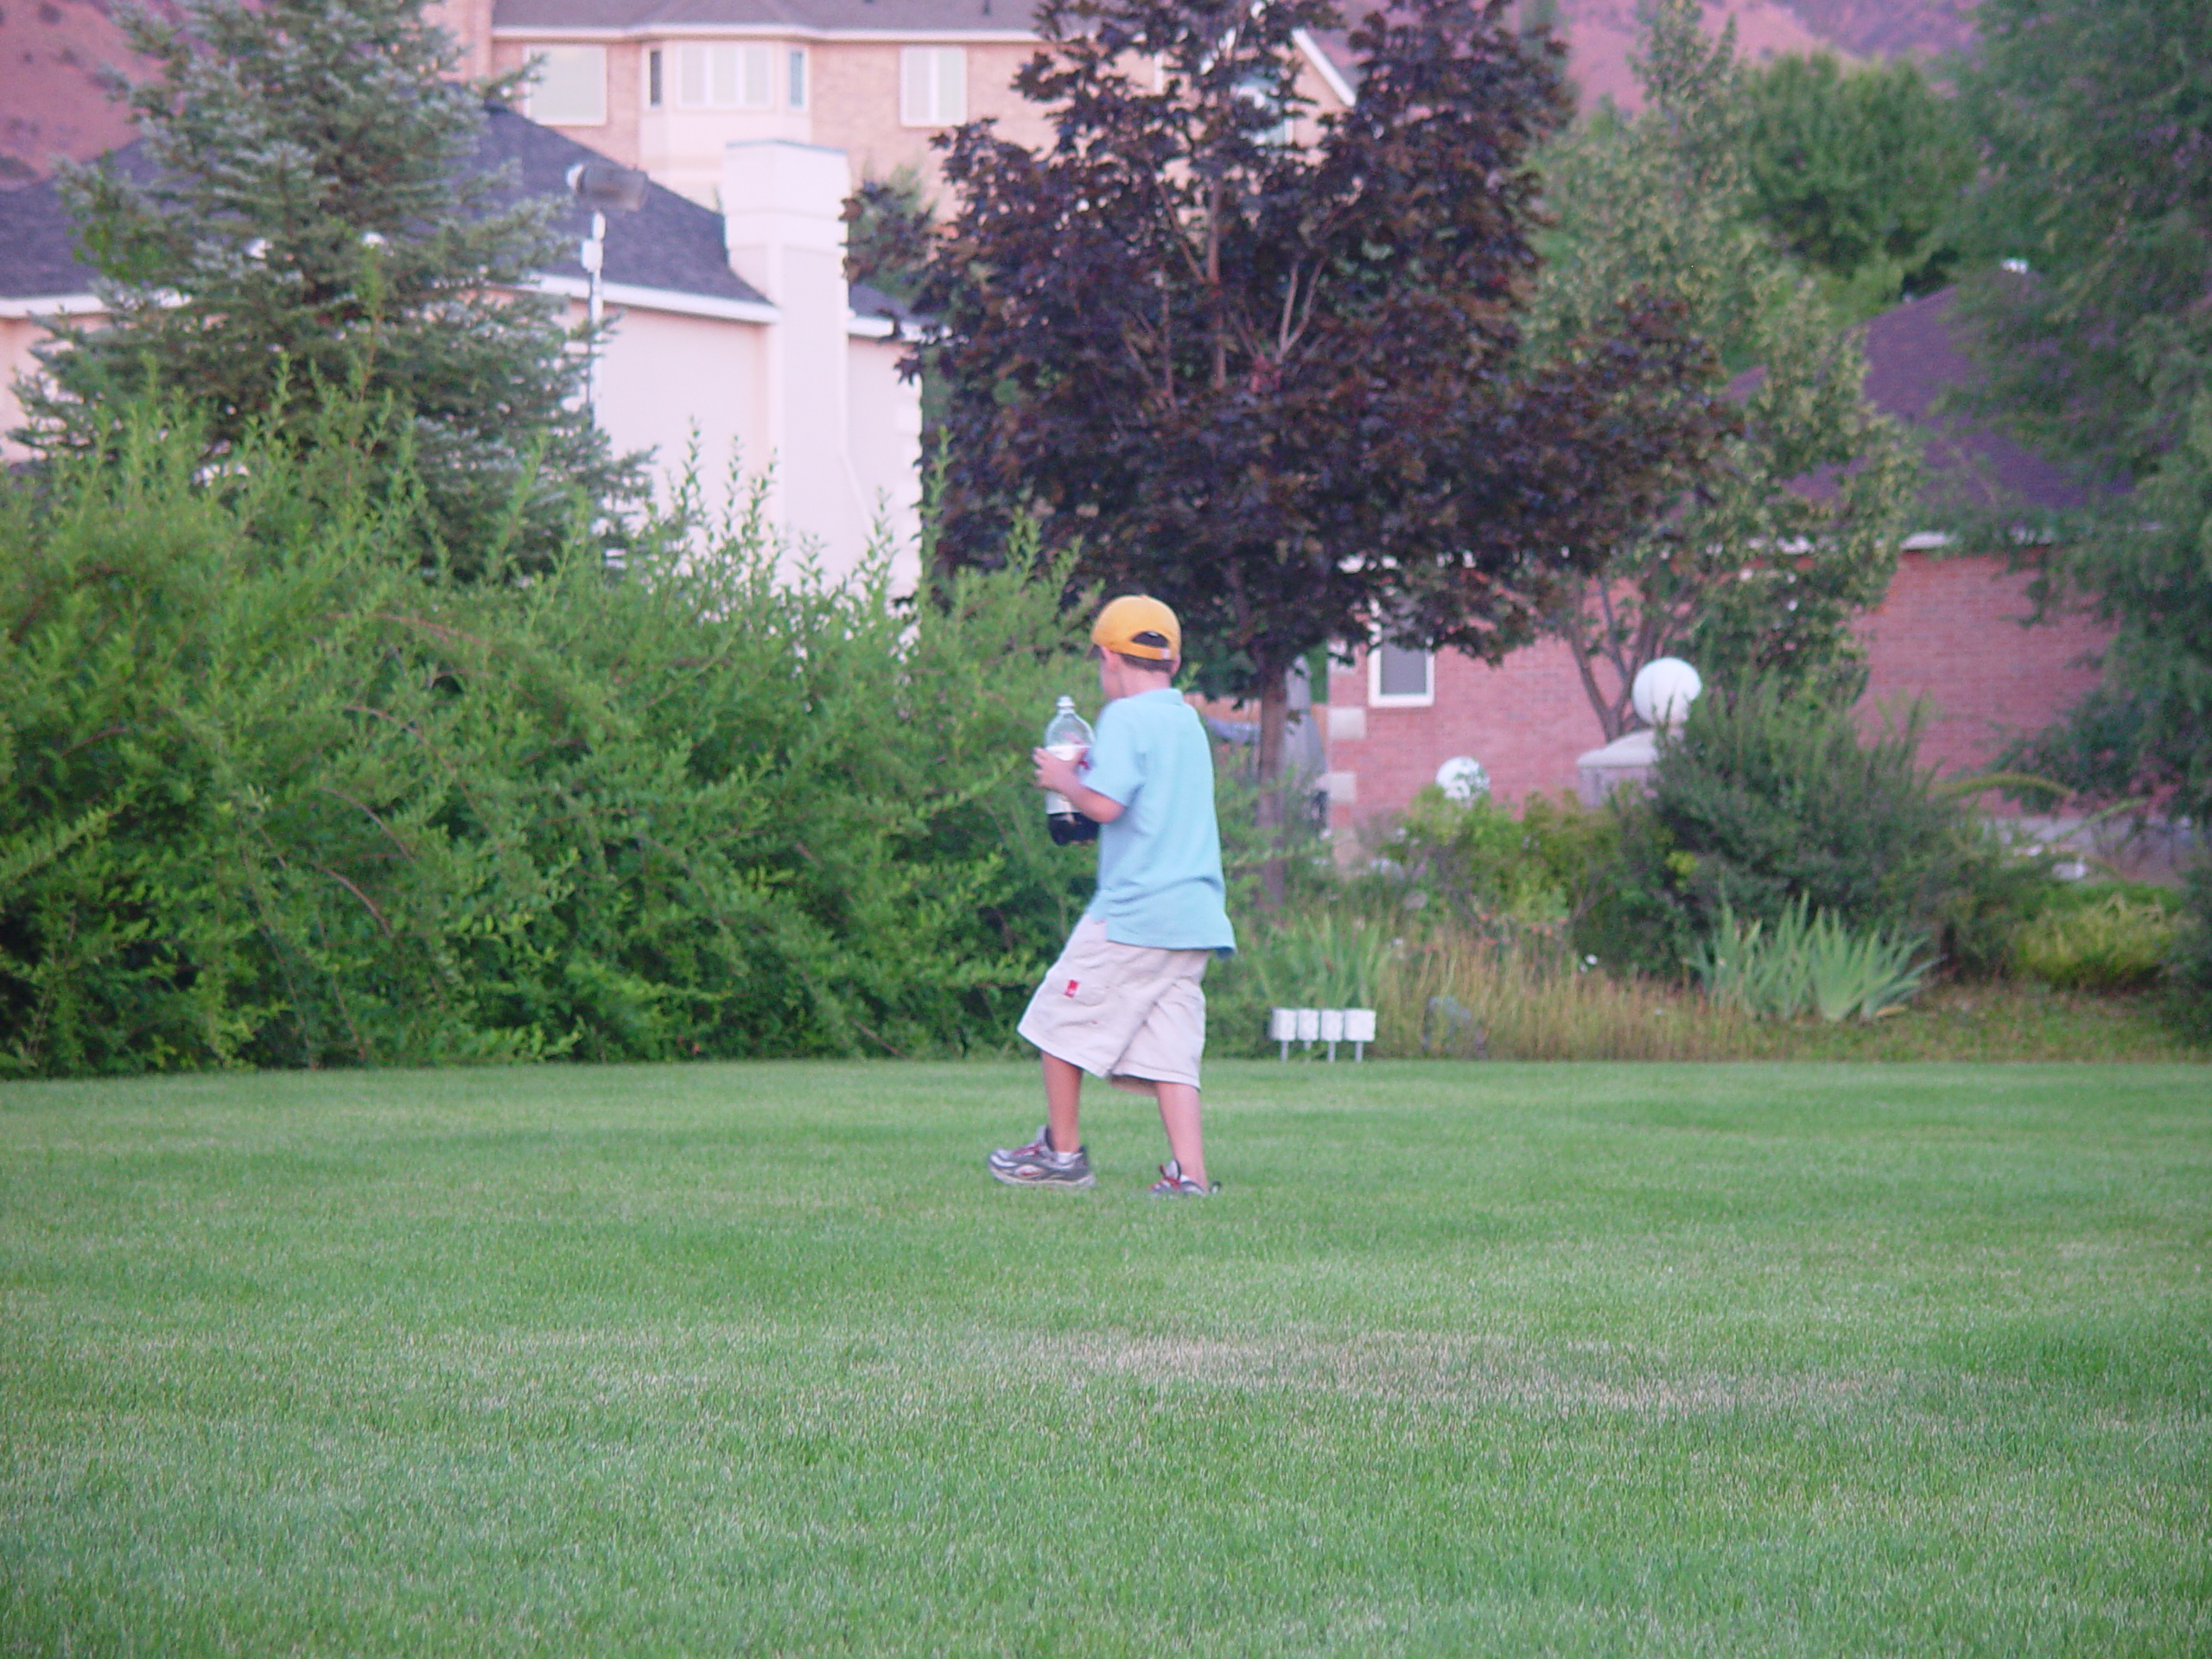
[1091,594,1181,663]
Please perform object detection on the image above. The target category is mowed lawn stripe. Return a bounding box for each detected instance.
[2,1061,2206,1656]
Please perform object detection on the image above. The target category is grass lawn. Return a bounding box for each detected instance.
[3,1060,2208,1656]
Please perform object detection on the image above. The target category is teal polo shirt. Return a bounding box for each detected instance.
[1079,688,1237,954]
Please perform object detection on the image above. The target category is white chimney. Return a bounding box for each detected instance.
[721,140,866,565]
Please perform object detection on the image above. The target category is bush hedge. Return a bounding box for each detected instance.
[0,409,1100,1075]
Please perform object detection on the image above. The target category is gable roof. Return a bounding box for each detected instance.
[0,107,770,312]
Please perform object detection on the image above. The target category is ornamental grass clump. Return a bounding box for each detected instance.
[2010,889,2185,992]
[1377,928,1742,1061]
[1243,910,1395,1012]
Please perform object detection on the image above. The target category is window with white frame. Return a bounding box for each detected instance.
[788,48,808,109]
[900,47,966,126]
[646,47,664,107]
[524,46,607,125]
[677,42,777,109]
[1368,640,1434,707]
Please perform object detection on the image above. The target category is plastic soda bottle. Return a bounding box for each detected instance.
[1043,696,1098,845]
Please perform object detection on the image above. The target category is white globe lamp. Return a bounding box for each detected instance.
[1435,756,1490,802]
[1631,658,1702,730]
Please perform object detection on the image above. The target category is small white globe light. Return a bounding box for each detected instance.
[1631,658,1703,729]
[1435,756,1490,802]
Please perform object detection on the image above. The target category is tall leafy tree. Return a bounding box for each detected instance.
[1948,0,2212,828]
[918,0,1728,791]
[17,0,644,570]
[1527,0,1916,740]
[1739,50,1974,317]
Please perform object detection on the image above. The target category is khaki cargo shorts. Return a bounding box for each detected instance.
[1016,915,1211,1087]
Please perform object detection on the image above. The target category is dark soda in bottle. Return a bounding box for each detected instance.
[1043,695,1098,845]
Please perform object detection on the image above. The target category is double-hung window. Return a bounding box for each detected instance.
[525,46,607,125]
[677,43,777,109]
[1368,640,1434,707]
[900,46,966,126]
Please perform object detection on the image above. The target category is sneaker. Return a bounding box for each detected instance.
[987,1125,1052,1173]
[990,1139,1095,1188]
[1147,1159,1218,1198]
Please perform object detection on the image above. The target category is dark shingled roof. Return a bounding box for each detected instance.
[1857,287,2089,517]
[0,168,101,299]
[495,0,1034,31]
[1730,286,2092,519]
[0,107,770,309]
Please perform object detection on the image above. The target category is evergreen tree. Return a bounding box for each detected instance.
[17,0,645,572]
[1527,0,1916,740]
[1948,0,2212,991]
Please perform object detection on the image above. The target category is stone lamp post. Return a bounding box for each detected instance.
[1575,658,1704,805]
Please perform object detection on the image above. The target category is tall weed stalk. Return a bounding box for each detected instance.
[1376,929,1745,1061]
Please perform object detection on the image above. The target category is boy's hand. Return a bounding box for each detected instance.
[1033,747,1085,795]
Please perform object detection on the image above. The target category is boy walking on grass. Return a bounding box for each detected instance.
[989,596,1236,1197]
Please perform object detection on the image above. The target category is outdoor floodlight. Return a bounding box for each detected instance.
[565,163,651,414]
[566,162,649,213]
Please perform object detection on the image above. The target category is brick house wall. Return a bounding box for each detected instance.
[1319,548,2111,839]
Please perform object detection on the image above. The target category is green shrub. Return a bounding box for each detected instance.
[2010,888,2185,991]
[1355,786,1619,943]
[0,403,1100,1075]
[1592,679,2045,975]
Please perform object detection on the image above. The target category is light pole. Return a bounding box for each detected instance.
[564,162,649,416]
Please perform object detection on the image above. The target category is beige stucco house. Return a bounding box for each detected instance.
[434,0,1358,207]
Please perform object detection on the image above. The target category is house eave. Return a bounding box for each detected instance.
[495,22,1042,43]
[530,274,779,323]
[0,294,107,321]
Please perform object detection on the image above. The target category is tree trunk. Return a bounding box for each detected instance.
[1255,661,1291,909]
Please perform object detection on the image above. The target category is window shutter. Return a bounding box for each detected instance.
[935,48,965,124]
[900,48,931,125]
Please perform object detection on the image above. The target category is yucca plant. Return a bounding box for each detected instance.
[1803,907,1932,1021]
[1691,899,1929,1023]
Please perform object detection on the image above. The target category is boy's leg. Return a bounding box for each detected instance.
[1154,1083,1205,1188]
[1109,1075,1206,1188]
[1043,1052,1084,1154]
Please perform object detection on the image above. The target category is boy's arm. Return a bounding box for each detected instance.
[1032,748,1126,823]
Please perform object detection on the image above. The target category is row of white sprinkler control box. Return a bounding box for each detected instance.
[1268,1007,1379,1061]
